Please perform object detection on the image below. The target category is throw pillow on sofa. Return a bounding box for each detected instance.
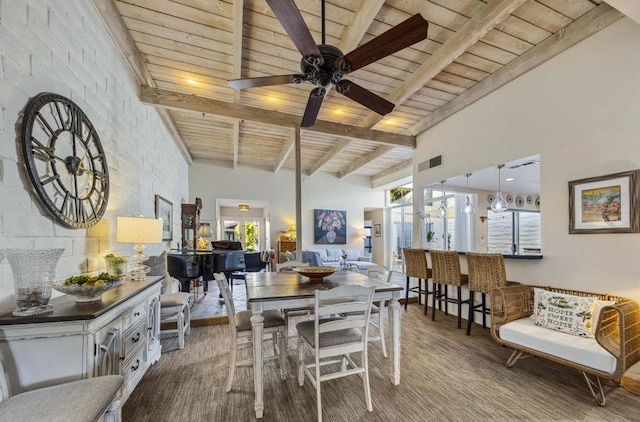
[533,288,597,337]
[342,249,360,261]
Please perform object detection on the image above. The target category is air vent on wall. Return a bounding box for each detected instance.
[508,160,538,170]
[418,155,442,172]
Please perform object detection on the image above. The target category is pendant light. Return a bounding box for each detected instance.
[438,180,447,218]
[461,173,476,215]
[490,164,509,213]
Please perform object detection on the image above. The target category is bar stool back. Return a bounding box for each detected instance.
[430,250,469,329]
[402,248,433,315]
[465,252,507,335]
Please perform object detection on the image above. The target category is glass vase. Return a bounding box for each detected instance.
[1,248,64,316]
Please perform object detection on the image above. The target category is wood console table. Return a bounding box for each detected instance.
[0,276,163,404]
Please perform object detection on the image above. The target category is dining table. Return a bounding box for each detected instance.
[245,269,404,419]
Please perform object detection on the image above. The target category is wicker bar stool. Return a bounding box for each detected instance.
[430,250,469,329]
[402,248,433,315]
[465,252,507,335]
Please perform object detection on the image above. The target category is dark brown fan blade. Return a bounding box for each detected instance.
[266,0,323,64]
[300,88,325,127]
[337,14,428,72]
[336,80,394,116]
[228,74,305,89]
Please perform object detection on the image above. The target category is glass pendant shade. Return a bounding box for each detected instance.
[462,195,475,215]
[461,173,475,215]
[438,180,447,217]
[490,165,509,213]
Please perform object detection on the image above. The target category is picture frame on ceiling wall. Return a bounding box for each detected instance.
[314,209,347,244]
[155,195,173,241]
[568,169,639,234]
[374,224,381,237]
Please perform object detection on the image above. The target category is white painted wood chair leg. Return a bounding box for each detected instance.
[297,337,305,386]
[363,348,372,411]
[279,332,286,381]
[378,300,388,358]
[177,311,185,349]
[389,297,401,385]
[226,331,238,392]
[251,308,265,419]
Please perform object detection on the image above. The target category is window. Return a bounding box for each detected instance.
[487,210,541,254]
[422,188,457,250]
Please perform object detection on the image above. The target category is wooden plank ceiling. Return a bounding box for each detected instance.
[93,0,622,183]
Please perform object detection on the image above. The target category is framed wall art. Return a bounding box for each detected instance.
[314,209,347,244]
[155,194,173,240]
[568,170,639,234]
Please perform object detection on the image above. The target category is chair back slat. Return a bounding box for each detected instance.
[214,273,237,329]
[367,265,390,282]
[466,253,507,293]
[314,285,375,342]
[403,248,430,279]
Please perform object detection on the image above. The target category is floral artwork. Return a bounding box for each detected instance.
[314,209,347,244]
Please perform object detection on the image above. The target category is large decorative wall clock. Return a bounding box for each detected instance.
[21,93,109,229]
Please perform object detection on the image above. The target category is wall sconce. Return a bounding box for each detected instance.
[238,203,250,211]
[479,216,488,223]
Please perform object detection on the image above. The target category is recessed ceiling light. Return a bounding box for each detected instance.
[505,177,515,182]
[186,78,197,86]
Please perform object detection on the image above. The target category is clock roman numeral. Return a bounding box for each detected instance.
[31,137,56,162]
[35,112,57,138]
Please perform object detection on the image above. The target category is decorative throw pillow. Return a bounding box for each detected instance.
[533,288,597,337]
[587,299,615,337]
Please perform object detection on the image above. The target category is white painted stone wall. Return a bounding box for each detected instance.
[0,1,189,309]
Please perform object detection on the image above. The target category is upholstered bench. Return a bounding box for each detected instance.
[491,285,640,406]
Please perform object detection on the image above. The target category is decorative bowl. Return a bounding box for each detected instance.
[293,266,337,282]
[53,274,124,302]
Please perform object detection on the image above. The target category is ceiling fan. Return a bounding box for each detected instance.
[227,0,429,128]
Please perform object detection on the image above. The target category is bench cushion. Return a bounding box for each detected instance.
[499,318,616,374]
[0,375,123,422]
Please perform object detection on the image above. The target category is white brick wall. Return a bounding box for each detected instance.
[0,0,189,307]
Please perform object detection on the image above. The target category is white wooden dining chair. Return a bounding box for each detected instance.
[296,285,376,422]
[339,265,392,357]
[214,273,286,392]
[276,260,311,349]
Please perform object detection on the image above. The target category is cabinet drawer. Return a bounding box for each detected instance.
[123,345,147,390]
[123,319,147,358]
[122,302,147,331]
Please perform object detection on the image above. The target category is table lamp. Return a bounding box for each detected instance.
[197,224,213,250]
[117,216,163,281]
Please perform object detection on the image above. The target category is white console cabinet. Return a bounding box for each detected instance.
[0,277,163,404]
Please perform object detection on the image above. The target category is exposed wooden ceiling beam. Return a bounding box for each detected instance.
[337,0,385,53]
[409,3,624,135]
[360,0,528,128]
[91,0,192,164]
[139,86,416,148]
[371,157,413,186]
[308,139,352,176]
[273,130,295,173]
[339,146,393,179]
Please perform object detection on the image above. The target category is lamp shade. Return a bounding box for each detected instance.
[117,216,163,244]
[197,224,213,238]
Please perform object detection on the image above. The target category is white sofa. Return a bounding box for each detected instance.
[490,285,640,406]
[299,248,376,272]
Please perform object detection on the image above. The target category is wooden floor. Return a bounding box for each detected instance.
[126,302,640,421]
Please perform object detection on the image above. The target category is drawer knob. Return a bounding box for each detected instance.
[131,359,140,371]
[131,332,141,343]
[134,311,141,317]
